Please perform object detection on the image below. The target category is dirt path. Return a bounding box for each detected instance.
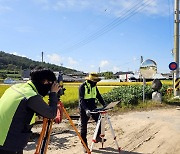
[24,107,180,154]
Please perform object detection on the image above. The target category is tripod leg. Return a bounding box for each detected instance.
[42,119,53,154]
[62,105,91,154]
[90,115,101,152]
[100,113,105,148]
[35,118,48,154]
[106,115,121,153]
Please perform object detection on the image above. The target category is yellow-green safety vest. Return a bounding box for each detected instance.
[84,81,97,99]
[0,81,38,145]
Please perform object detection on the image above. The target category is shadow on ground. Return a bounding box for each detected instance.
[92,147,144,154]
[24,129,78,151]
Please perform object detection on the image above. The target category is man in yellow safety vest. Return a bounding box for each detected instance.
[79,73,106,152]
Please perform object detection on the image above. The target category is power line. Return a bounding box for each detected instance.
[58,0,142,50]
[59,0,154,53]
[58,8,110,49]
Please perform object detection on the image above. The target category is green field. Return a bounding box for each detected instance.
[0,80,173,108]
[0,83,113,107]
[60,84,113,106]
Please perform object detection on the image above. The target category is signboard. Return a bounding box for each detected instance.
[169,62,177,71]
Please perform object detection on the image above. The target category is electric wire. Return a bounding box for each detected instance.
[59,0,154,53]
[59,0,147,53]
[58,0,142,50]
[58,9,110,49]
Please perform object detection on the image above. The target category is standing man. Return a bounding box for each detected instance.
[0,68,61,154]
[79,72,106,151]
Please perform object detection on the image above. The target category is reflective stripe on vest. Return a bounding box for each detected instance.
[0,81,37,145]
[84,81,97,99]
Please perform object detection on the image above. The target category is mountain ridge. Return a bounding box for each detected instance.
[0,51,81,74]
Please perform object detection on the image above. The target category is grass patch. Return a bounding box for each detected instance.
[164,97,180,106]
[107,101,173,116]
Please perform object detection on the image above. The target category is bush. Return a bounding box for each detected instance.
[102,85,168,106]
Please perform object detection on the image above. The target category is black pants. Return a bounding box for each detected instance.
[0,149,23,154]
[80,109,101,147]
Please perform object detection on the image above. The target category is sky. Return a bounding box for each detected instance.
[0,0,176,74]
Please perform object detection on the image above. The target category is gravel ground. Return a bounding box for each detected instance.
[24,107,180,154]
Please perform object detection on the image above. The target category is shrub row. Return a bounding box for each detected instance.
[102,85,168,106]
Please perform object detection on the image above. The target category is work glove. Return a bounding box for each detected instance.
[86,110,91,117]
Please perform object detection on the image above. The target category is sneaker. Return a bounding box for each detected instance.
[95,136,107,143]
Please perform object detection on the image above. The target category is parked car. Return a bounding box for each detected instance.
[128,77,137,82]
[4,78,16,84]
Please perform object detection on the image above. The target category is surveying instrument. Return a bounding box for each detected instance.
[90,101,121,153]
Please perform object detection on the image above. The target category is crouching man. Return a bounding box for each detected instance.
[0,68,60,154]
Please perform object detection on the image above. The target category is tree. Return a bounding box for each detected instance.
[100,71,114,79]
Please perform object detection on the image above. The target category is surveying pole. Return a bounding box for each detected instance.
[174,0,180,96]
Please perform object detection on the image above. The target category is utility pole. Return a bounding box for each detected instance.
[42,51,44,63]
[140,56,143,82]
[174,0,180,96]
[98,67,101,73]
[140,56,143,64]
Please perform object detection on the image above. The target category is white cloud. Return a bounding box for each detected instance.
[46,53,64,64]
[32,0,50,10]
[0,5,12,13]
[140,2,166,16]
[99,60,109,68]
[34,0,170,17]
[109,0,170,17]
[67,57,78,65]
[54,0,91,10]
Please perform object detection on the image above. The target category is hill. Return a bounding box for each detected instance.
[0,51,80,74]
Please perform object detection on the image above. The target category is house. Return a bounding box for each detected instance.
[153,73,166,80]
[161,73,173,80]
[114,71,135,82]
[54,71,85,82]
[22,69,30,80]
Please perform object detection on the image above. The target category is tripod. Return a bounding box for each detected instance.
[35,101,91,154]
[90,109,121,153]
